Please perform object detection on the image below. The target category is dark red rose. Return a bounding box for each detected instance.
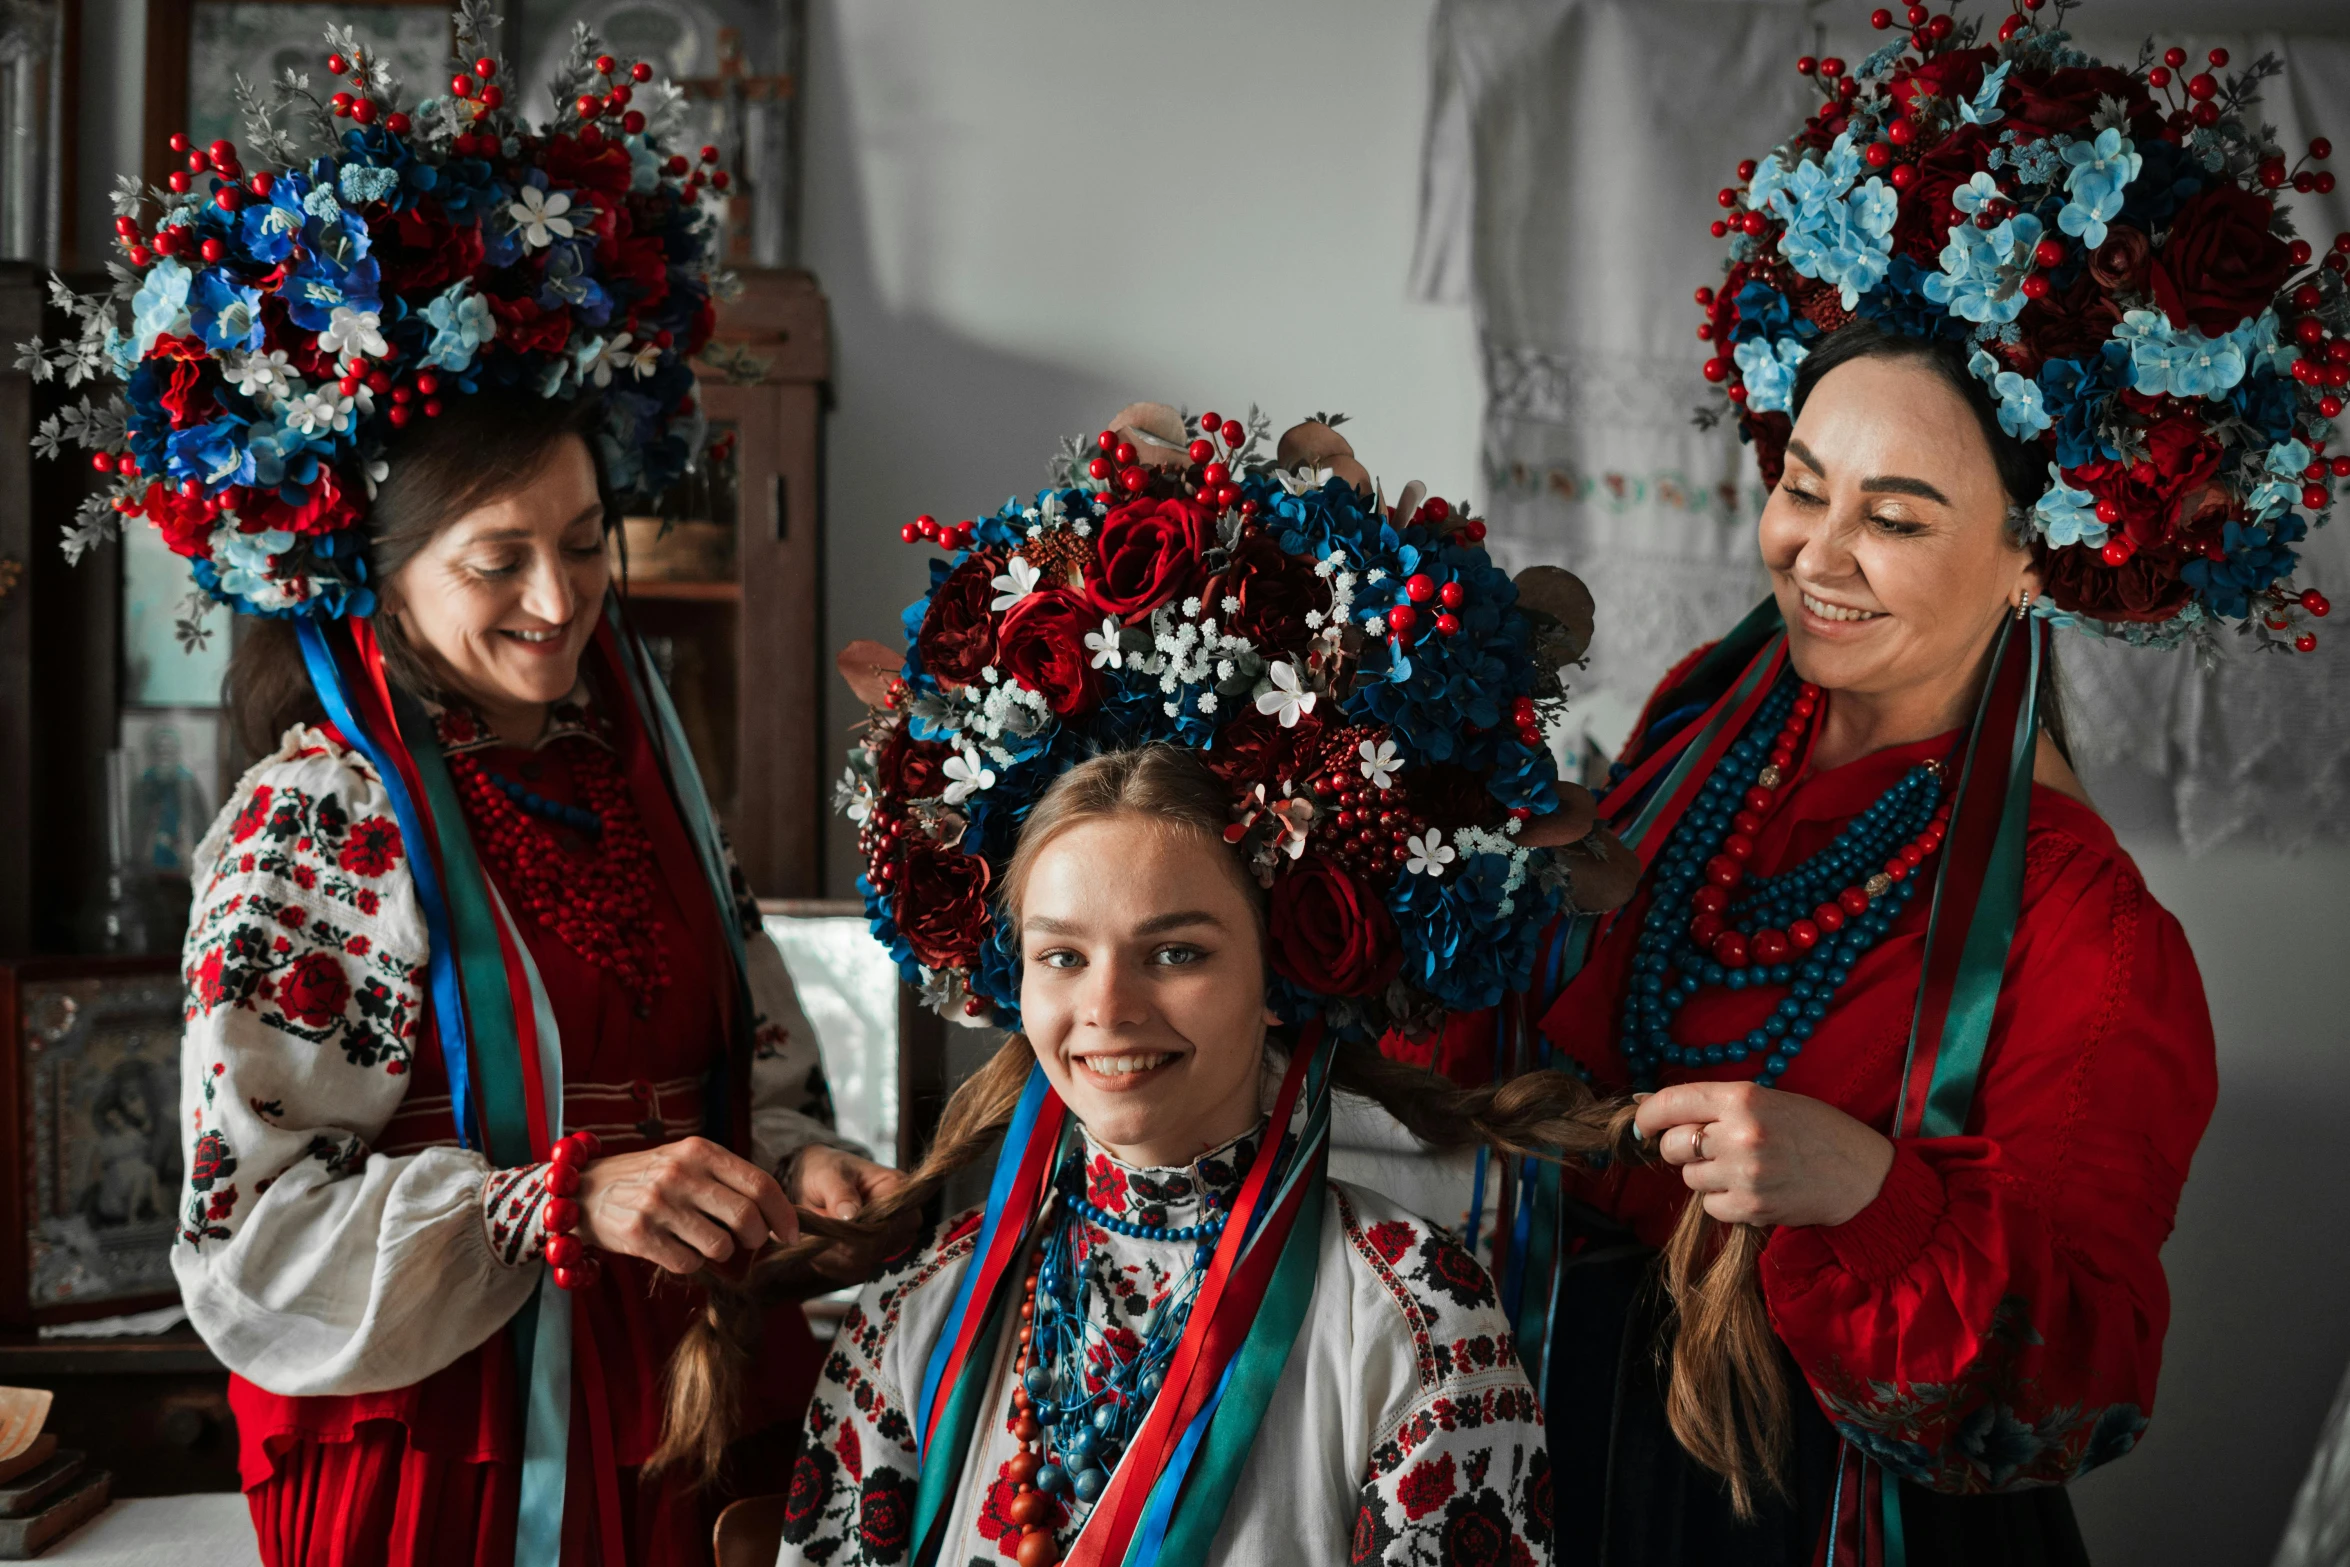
[1407,763,1507,831]
[2065,408,2222,547]
[190,1129,237,1190]
[383,206,484,292]
[1438,1489,1514,1567]
[1398,1452,1457,1521]
[2020,270,2123,367]
[1886,47,1995,119]
[997,588,1101,716]
[1268,857,1400,998]
[2149,184,2291,337]
[336,816,402,878]
[779,1448,834,1544]
[277,951,351,1028]
[2004,64,2152,138]
[857,1468,914,1563]
[914,552,1001,686]
[2037,540,2193,623]
[544,136,635,196]
[486,295,574,355]
[895,841,990,970]
[2088,225,2152,293]
[608,235,671,311]
[241,468,361,538]
[1201,528,1331,649]
[1205,704,1324,789]
[1085,496,1213,618]
[877,727,952,801]
[1891,125,1992,266]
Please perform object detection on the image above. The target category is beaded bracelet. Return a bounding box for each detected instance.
[541,1129,604,1290]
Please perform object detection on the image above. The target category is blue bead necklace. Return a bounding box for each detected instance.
[1021,1160,1227,1506]
[481,767,603,838]
[1617,674,1949,1090]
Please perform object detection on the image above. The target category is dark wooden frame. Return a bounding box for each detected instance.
[140,0,448,194]
[0,955,184,1327]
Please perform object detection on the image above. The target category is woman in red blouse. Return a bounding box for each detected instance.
[1526,324,2218,1566]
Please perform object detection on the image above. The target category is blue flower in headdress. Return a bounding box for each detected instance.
[434,154,501,223]
[168,418,255,491]
[1853,255,1963,341]
[338,126,437,208]
[1728,282,1807,345]
[283,248,382,334]
[1923,211,2042,325]
[422,283,495,371]
[1758,136,1897,310]
[190,271,266,354]
[2058,128,2141,250]
[131,261,194,353]
[2039,350,2126,469]
[2116,138,2204,232]
[2029,466,2104,549]
[540,239,613,326]
[2231,364,2301,445]
[1968,349,2051,440]
[2113,309,2247,399]
[1391,849,1559,1013]
[1734,336,1809,415]
[240,179,310,263]
[1956,60,2009,126]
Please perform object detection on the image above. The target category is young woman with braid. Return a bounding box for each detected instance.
[656,746,1784,1566]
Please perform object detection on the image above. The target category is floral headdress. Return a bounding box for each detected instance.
[836,404,1610,1039]
[1701,0,2336,651]
[17,0,726,633]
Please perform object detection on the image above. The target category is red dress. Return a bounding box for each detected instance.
[229,693,820,1567]
[1521,650,2219,1560]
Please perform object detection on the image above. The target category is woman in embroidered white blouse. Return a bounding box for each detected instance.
[660,746,1631,1566]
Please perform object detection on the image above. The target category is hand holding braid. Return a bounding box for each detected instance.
[650,1033,1789,1516]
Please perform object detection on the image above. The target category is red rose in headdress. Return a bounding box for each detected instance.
[384,207,484,293]
[914,552,1000,685]
[2087,225,2152,293]
[2003,65,2153,138]
[2037,542,2192,622]
[1886,47,1995,119]
[2064,407,2223,547]
[895,841,990,969]
[877,727,952,801]
[997,588,1101,716]
[1205,704,1324,789]
[1268,857,1400,999]
[1892,126,1993,266]
[242,469,359,537]
[1085,496,1213,618]
[1202,528,1331,650]
[2020,271,2123,368]
[487,295,573,356]
[2148,185,2291,338]
[544,136,635,198]
[136,480,218,556]
[607,235,671,310]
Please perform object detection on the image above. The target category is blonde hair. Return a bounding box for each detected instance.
[651,744,1786,1512]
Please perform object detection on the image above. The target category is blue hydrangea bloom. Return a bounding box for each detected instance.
[131,261,194,353]
[1957,60,2009,125]
[1752,135,1898,309]
[1969,350,2053,440]
[2058,128,2141,249]
[1735,335,1809,414]
[2030,467,2105,548]
[422,283,495,372]
[2114,309,2248,399]
[337,162,402,206]
[1923,212,2043,325]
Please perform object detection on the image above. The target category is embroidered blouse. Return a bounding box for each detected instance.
[171,697,848,1401]
[777,1126,1552,1567]
[1527,650,2220,1494]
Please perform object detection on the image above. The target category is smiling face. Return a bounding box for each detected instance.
[379,433,608,741]
[1759,355,2038,724]
[1016,814,1276,1169]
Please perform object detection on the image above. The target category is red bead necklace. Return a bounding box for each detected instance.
[449,740,673,1012]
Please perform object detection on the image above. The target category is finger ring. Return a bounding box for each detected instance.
[1688,1125,1708,1162]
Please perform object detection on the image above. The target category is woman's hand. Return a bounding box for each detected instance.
[785,1145,918,1283]
[1636,1081,1895,1229]
[574,1136,800,1274]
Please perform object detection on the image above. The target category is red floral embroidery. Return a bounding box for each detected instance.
[1085,1155,1128,1212]
[231,786,273,843]
[836,1419,862,1481]
[1366,1220,1417,1264]
[1397,1451,1456,1520]
[336,816,402,878]
[277,952,350,1027]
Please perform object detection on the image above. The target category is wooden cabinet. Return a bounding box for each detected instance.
[624,269,830,899]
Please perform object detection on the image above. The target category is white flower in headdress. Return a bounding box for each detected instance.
[317,305,387,365]
[285,387,347,436]
[1275,463,1338,497]
[1405,831,1455,877]
[224,349,293,405]
[990,556,1041,611]
[1358,738,1400,791]
[837,767,873,824]
[509,184,577,249]
[362,457,390,498]
[941,746,996,805]
[1085,615,1125,670]
[1254,660,1316,728]
[576,334,637,388]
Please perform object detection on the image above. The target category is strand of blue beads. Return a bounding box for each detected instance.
[485,768,603,838]
[1023,1169,1225,1509]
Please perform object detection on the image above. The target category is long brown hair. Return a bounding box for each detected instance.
[652,746,1788,1512]
[223,394,616,756]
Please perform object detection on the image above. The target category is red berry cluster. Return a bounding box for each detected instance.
[1300,733,1430,885]
[1087,410,1258,517]
[448,746,674,1011]
[901,512,975,548]
[1684,684,1950,970]
[541,1129,604,1290]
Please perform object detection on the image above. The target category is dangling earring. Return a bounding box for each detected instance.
[2015,587,2035,622]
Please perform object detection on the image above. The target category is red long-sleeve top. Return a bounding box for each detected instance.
[1526,667,2219,1494]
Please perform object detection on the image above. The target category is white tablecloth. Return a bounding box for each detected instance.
[36,1496,259,1565]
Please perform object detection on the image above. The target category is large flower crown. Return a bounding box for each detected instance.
[1703,1,2336,650]
[837,405,1604,1040]
[17,0,724,630]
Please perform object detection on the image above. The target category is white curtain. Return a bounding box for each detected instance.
[1422,1,2350,850]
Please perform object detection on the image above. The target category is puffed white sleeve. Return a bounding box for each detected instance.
[719,838,871,1171]
[170,727,541,1397]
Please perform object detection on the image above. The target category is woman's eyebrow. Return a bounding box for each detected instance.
[1781,439,1950,505]
[1021,910,1225,939]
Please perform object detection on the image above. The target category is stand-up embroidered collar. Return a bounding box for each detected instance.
[429,680,610,757]
[1061,1121,1266,1231]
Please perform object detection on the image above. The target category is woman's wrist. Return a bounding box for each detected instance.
[1814,1144,1945,1282]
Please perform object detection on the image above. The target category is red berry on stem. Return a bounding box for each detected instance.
[2148,65,2171,89]
[2208,47,2229,67]
[1118,465,1146,492]
[700,144,720,163]
[1112,441,1137,466]
[575,93,600,117]
[1871,7,1892,27]
[168,132,190,153]
[711,170,730,191]
[326,52,347,74]
[475,56,497,76]
[2020,272,2051,299]
[631,61,653,82]
[595,53,616,74]
[452,74,473,97]
[1702,356,1731,384]
[1404,573,1435,603]
[1795,55,1816,76]
[167,171,191,192]
[1220,419,1244,444]
[1187,439,1213,464]
[352,97,377,123]
[481,84,504,108]
[1200,461,1229,487]
[1438,580,1465,609]
[200,237,224,261]
[2304,589,2332,616]
[2304,484,2332,510]
[1435,613,1461,637]
[1387,604,1418,636]
[2163,46,2187,69]
[623,110,646,134]
[387,111,411,134]
[2034,237,2065,267]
